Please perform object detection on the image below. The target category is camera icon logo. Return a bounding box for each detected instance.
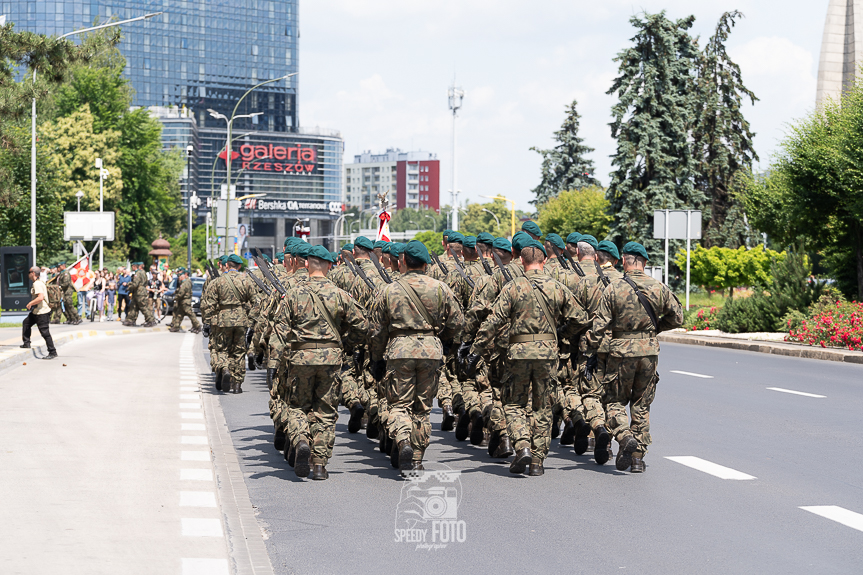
[394,466,466,548]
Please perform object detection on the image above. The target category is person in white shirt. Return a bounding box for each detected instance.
[21,266,58,359]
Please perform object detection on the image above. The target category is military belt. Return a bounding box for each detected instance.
[291,342,340,350]
[510,333,556,344]
[611,331,654,339]
[389,329,435,338]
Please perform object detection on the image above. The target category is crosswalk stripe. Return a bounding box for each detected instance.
[665,456,756,480]
[800,506,863,532]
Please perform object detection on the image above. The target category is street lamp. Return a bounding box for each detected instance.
[335,212,355,240]
[421,213,436,230]
[481,195,516,237]
[185,145,196,267]
[75,190,84,212]
[408,220,418,230]
[482,208,501,227]
[350,220,361,234]
[30,11,163,265]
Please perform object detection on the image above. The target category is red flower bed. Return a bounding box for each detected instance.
[688,306,718,331]
[786,300,863,351]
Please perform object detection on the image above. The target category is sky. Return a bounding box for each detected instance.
[300,0,828,212]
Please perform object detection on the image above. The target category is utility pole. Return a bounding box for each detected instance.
[448,82,464,231]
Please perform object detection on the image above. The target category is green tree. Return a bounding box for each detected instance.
[537,186,612,240]
[413,231,444,255]
[692,11,759,248]
[459,200,510,237]
[677,245,785,297]
[387,207,444,233]
[530,100,599,206]
[606,12,701,258]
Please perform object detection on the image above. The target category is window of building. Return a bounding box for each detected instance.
[252,45,258,56]
[181,38,188,49]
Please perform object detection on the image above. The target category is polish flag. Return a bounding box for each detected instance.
[377,210,391,242]
[69,251,95,291]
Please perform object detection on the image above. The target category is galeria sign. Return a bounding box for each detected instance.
[238,144,317,174]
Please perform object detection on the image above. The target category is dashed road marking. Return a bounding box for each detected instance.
[665,456,756,480]
[182,423,206,431]
[181,468,213,481]
[180,412,204,419]
[181,518,223,537]
[669,370,714,379]
[180,394,200,400]
[180,386,198,392]
[180,491,217,508]
[800,506,863,532]
[182,558,229,575]
[767,387,826,398]
[180,403,202,410]
[181,436,209,445]
[182,451,210,461]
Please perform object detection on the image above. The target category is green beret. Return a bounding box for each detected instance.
[308,245,337,263]
[284,237,300,249]
[492,237,512,252]
[218,256,228,264]
[374,240,389,250]
[463,235,477,249]
[511,231,531,251]
[404,240,432,264]
[521,221,542,237]
[578,234,598,250]
[545,233,565,250]
[261,254,272,263]
[381,242,393,254]
[622,241,650,261]
[447,231,465,244]
[443,229,453,238]
[597,240,620,260]
[476,232,495,245]
[523,239,547,257]
[341,243,354,252]
[390,242,406,257]
[565,233,581,245]
[275,251,285,262]
[227,254,243,265]
[295,242,311,260]
[57,261,66,266]
[354,236,374,250]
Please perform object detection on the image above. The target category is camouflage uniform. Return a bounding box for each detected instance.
[266,264,296,426]
[370,270,463,463]
[585,269,683,460]
[170,277,201,331]
[57,269,79,323]
[201,270,256,391]
[125,268,155,325]
[545,258,585,427]
[471,269,588,464]
[275,276,368,467]
[428,254,457,412]
[47,277,63,324]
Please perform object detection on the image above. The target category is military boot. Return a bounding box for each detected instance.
[509,446,531,474]
[247,354,256,371]
[366,419,379,440]
[594,426,611,465]
[455,407,471,441]
[231,377,242,394]
[487,429,501,457]
[397,440,414,475]
[274,429,286,451]
[215,369,223,392]
[469,410,485,446]
[254,352,264,369]
[285,443,296,467]
[221,372,232,394]
[573,419,592,455]
[293,440,311,478]
[528,458,544,477]
[379,431,387,454]
[441,405,455,432]
[615,435,639,472]
[311,464,329,480]
[348,402,365,434]
[551,409,562,439]
[560,417,575,445]
[493,434,514,459]
[480,430,490,447]
[630,456,645,473]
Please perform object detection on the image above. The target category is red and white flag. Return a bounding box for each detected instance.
[377,210,391,242]
[69,250,95,291]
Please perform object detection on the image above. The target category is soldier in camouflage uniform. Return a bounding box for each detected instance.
[124,262,156,327]
[466,240,588,476]
[327,243,354,291]
[201,254,256,393]
[56,262,81,324]
[169,268,201,333]
[264,245,297,451]
[370,240,463,476]
[584,242,683,473]
[275,246,368,480]
[47,265,63,324]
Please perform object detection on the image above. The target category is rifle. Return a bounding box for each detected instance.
[550,244,571,271]
[255,256,288,297]
[343,255,360,278]
[477,248,493,276]
[254,248,275,272]
[595,261,611,288]
[491,251,513,284]
[430,252,449,275]
[246,270,273,296]
[207,261,220,278]
[368,250,393,284]
[343,252,376,290]
[447,246,475,289]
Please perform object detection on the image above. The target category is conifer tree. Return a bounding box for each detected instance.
[530,100,599,206]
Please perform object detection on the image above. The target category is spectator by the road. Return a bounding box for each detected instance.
[105,273,117,321]
[21,266,57,360]
[93,270,106,322]
[117,268,131,320]
[149,271,165,321]
[77,283,87,320]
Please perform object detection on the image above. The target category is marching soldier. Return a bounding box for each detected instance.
[168,268,202,333]
[584,242,683,473]
[47,265,63,324]
[123,262,156,327]
[465,240,589,476]
[370,240,463,476]
[56,262,81,325]
[275,246,368,480]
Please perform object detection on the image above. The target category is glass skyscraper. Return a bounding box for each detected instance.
[6,0,344,252]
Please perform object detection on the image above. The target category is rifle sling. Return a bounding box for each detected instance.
[395,279,437,336]
[622,275,660,332]
[306,285,341,346]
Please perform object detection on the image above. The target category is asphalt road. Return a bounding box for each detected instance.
[210,342,863,575]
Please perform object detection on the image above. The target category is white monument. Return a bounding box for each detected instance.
[817,0,863,106]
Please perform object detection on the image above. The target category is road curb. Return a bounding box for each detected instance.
[0,325,170,373]
[659,333,863,364]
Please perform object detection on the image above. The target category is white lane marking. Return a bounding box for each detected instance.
[800,506,863,533]
[181,518,223,537]
[180,403,202,410]
[182,423,206,431]
[181,469,213,481]
[181,436,209,445]
[182,558,229,575]
[670,370,714,379]
[181,412,204,419]
[180,394,200,400]
[180,386,198,392]
[767,387,826,398]
[665,456,756,480]
[180,491,217,508]
[182,451,210,461]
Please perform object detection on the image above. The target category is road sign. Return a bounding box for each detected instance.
[653,210,702,240]
[64,211,115,241]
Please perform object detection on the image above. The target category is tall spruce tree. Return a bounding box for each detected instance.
[692,11,759,248]
[605,12,702,259]
[530,100,599,206]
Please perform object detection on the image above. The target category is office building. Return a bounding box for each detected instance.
[345,149,439,212]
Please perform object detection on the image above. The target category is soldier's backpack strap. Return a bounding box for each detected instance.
[223,274,250,321]
[622,274,660,332]
[526,278,558,348]
[395,279,437,336]
[595,261,611,288]
[306,284,342,346]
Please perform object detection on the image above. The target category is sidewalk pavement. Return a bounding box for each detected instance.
[659,329,863,364]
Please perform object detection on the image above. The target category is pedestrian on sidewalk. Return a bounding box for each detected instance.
[21,266,58,359]
[117,267,131,320]
[105,273,117,321]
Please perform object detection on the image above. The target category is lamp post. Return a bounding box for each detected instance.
[30,12,163,265]
[421,213,436,230]
[482,208,501,227]
[75,190,84,212]
[447,82,464,232]
[481,195,516,237]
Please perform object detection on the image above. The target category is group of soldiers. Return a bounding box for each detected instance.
[197,221,683,481]
[42,262,82,325]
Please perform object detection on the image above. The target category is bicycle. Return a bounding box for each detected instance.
[88,294,98,322]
